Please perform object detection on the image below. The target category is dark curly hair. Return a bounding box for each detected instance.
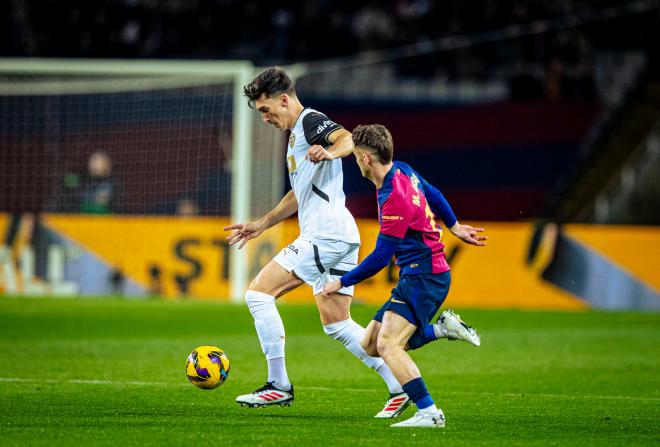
[352,124,394,164]
[243,67,295,108]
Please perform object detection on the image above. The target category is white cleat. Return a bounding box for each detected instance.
[438,309,481,346]
[374,392,411,418]
[390,410,445,428]
[235,382,294,408]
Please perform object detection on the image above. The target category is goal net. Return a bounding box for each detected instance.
[0,59,284,301]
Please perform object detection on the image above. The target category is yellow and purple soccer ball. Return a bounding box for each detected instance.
[185,346,230,389]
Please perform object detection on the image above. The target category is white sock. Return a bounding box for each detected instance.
[245,290,291,390]
[267,357,289,390]
[419,404,439,416]
[323,319,403,394]
[376,363,404,394]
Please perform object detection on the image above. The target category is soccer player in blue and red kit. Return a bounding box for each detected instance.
[323,124,486,428]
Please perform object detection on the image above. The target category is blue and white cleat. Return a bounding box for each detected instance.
[437,309,481,346]
[391,410,445,428]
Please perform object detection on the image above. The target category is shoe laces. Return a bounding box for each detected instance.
[253,382,276,394]
[447,309,478,331]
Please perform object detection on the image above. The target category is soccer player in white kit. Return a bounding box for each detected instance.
[224,67,410,417]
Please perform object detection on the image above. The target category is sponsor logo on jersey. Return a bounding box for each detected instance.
[316,120,335,134]
[382,215,404,220]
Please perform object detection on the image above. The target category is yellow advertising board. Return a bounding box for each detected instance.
[2,213,658,310]
[40,214,587,309]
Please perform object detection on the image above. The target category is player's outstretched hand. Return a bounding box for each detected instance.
[449,222,487,246]
[305,145,335,164]
[321,279,342,297]
[223,221,266,249]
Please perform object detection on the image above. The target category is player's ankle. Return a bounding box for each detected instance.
[432,323,447,339]
[419,404,439,416]
[272,380,292,391]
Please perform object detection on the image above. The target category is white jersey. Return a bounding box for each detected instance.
[286,108,360,244]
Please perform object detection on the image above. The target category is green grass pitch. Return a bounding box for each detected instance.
[0,298,658,446]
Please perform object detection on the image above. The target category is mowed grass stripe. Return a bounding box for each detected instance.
[1,377,658,402]
[0,297,659,447]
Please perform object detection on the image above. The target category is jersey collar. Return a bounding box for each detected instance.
[290,107,308,130]
[379,162,397,191]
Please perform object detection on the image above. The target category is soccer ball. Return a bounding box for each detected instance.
[185,346,230,389]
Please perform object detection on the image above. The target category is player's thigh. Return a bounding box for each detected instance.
[361,320,382,356]
[249,259,303,298]
[378,311,418,353]
[314,291,352,325]
[310,240,358,297]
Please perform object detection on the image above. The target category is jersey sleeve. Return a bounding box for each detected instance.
[417,171,458,227]
[379,190,412,239]
[340,234,400,287]
[302,111,343,146]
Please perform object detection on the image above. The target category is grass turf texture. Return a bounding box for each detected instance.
[0,298,658,446]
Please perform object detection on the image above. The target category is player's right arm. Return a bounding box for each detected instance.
[224,190,298,249]
[418,173,487,246]
[302,111,354,163]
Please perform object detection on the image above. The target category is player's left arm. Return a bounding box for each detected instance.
[420,175,487,246]
[303,111,354,163]
[307,128,354,162]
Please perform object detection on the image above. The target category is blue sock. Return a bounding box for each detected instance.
[407,325,438,350]
[402,377,434,410]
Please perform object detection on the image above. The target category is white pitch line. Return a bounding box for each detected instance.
[450,390,660,402]
[1,378,658,402]
[0,377,187,387]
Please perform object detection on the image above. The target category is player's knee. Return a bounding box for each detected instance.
[376,334,397,358]
[361,337,379,357]
[248,277,269,294]
[244,289,274,309]
[317,300,350,326]
[248,279,283,298]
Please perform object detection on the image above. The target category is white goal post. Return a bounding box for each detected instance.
[0,58,282,302]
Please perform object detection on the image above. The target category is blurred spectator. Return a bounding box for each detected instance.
[351,3,396,51]
[48,150,117,214]
[79,151,116,214]
[4,0,653,100]
[176,198,199,217]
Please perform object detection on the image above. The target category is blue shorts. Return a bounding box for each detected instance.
[373,272,451,328]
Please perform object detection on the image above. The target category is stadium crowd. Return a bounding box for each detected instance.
[4,1,648,90]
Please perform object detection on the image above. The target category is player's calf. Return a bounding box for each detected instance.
[361,320,381,357]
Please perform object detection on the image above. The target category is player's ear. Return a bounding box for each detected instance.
[280,94,288,107]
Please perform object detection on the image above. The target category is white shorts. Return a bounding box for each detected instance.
[273,236,359,296]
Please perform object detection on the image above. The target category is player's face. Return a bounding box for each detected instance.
[255,94,288,130]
